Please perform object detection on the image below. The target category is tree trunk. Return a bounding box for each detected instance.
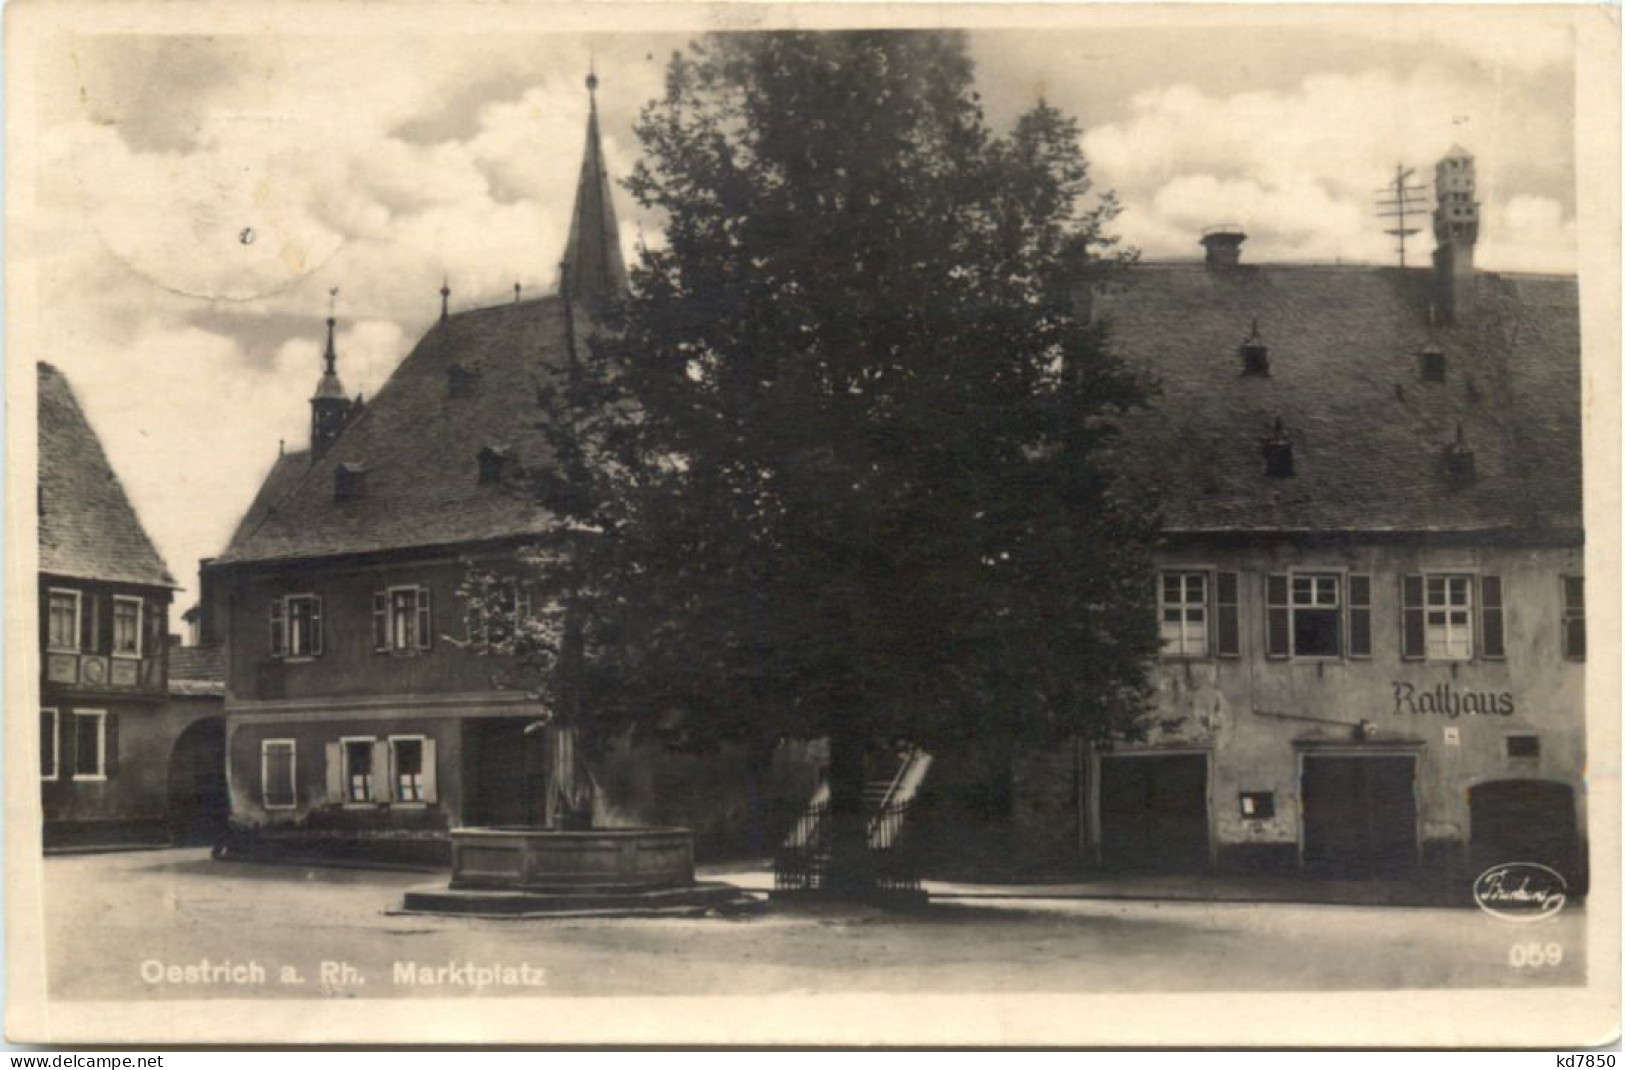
[823,702,872,897]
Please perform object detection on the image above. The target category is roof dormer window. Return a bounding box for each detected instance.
[1418,345,1446,383]
[478,445,517,485]
[1239,319,1270,377]
[1444,423,1476,487]
[1261,417,1294,478]
[446,363,481,399]
[335,462,368,501]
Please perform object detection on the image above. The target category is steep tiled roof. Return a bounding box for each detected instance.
[38,363,176,587]
[168,643,225,697]
[226,448,312,552]
[1100,264,1580,536]
[218,263,1580,567]
[216,299,569,564]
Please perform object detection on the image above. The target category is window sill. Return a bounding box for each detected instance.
[389,802,429,810]
[72,774,107,782]
[46,647,82,656]
[283,656,319,664]
[111,653,141,660]
[264,803,297,811]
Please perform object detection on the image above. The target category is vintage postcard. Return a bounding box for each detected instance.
[5,0,1619,1048]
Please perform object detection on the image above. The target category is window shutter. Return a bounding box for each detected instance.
[324,741,343,804]
[96,596,112,655]
[1401,574,1425,660]
[421,738,439,804]
[417,587,433,650]
[145,600,163,659]
[40,710,56,779]
[269,599,285,657]
[1563,576,1586,660]
[1348,575,1372,658]
[1265,574,1290,658]
[1480,575,1505,660]
[1215,572,1241,657]
[310,597,325,657]
[103,714,118,778]
[371,740,394,803]
[80,594,96,653]
[373,592,388,652]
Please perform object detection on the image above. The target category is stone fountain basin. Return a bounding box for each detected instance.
[449,826,695,893]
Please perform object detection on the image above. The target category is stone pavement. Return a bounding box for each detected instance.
[703,861,1481,908]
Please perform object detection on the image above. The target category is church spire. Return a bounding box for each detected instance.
[560,66,628,306]
[322,315,338,377]
[311,289,352,459]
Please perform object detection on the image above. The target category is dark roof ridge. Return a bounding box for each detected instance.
[446,292,563,323]
[1132,258,1577,281]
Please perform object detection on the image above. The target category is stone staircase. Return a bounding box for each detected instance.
[775,745,932,892]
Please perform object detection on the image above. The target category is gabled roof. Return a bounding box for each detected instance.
[1100,263,1580,535]
[168,643,225,697]
[38,363,176,587]
[226,448,311,552]
[216,299,571,565]
[217,260,1579,568]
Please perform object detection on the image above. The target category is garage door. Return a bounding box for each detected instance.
[1098,753,1210,871]
[1470,779,1583,890]
[1301,754,1418,878]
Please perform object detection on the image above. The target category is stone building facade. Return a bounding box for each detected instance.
[996,147,1586,886]
[38,363,226,847]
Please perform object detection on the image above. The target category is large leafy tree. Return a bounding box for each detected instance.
[467,30,1162,887]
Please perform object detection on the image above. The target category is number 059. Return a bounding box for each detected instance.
[1509,942,1563,968]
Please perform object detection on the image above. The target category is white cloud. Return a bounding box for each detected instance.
[1083,67,1576,271]
[26,29,1579,625]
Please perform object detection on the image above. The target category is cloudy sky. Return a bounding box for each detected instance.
[23,14,1579,623]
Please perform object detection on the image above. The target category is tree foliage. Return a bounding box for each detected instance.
[464,30,1162,767]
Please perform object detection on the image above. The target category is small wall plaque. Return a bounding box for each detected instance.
[1239,791,1275,820]
[46,654,78,684]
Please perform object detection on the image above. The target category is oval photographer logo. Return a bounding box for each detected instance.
[1473,862,1568,923]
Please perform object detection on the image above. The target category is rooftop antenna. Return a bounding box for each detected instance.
[440,277,451,320]
[1377,163,1429,269]
[515,281,522,305]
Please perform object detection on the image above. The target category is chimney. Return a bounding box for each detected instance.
[1201,225,1247,270]
[1431,146,1479,323]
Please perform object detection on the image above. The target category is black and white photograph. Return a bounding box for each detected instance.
[5,0,1618,1048]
